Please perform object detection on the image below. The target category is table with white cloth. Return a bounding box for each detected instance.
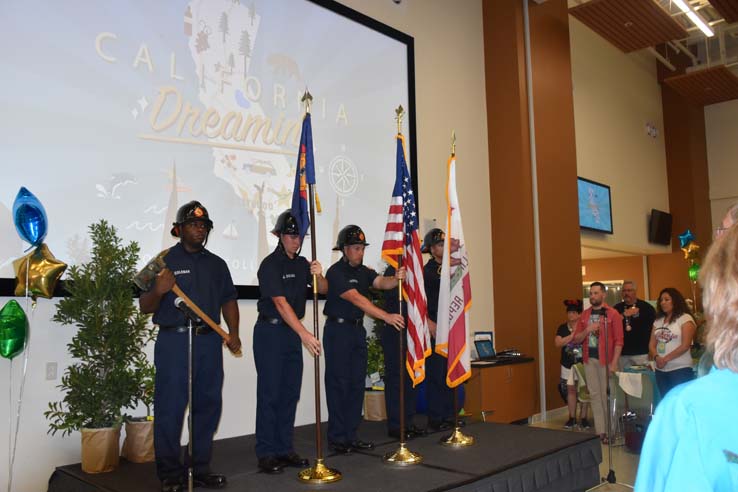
[614,365,661,452]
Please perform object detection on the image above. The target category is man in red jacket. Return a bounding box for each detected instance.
[573,281,623,443]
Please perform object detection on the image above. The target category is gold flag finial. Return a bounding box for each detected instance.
[451,130,456,156]
[395,105,405,134]
[301,89,313,114]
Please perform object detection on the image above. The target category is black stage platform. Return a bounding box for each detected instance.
[48,421,601,492]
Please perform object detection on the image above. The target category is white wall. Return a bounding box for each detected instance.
[0,1,491,490]
[338,0,493,326]
[569,17,672,257]
[0,298,288,491]
[705,99,738,230]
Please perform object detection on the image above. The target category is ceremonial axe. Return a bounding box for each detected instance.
[134,249,242,356]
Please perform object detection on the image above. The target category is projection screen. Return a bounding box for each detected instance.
[0,0,418,297]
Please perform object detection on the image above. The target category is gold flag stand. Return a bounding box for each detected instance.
[440,386,474,447]
[297,90,342,484]
[383,105,423,466]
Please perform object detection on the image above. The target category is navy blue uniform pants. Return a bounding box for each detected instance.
[154,330,224,480]
[324,321,367,444]
[381,324,417,431]
[253,320,303,458]
[426,337,454,424]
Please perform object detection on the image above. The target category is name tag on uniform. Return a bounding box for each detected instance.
[282,273,296,280]
[173,269,190,276]
[349,278,359,284]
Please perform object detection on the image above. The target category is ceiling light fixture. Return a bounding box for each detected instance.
[672,0,715,37]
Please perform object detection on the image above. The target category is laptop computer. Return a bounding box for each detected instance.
[474,339,496,361]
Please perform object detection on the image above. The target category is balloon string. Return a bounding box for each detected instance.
[10,311,31,492]
[7,358,13,492]
[8,261,33,492]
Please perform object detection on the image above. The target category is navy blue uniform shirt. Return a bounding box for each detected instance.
[151,243,237,326]
[324,257,378,320]
[423,258,441,323]
[257,247,312,320]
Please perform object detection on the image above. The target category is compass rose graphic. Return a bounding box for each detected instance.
[329,155,359,197]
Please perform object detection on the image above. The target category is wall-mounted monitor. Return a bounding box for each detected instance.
[648,209,672,245]
[577,177,613,234]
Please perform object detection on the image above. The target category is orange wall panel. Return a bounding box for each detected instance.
[484,0,582,414]
[483,0,537,357]
[582,256,644,285]
[646,252,696,302]
[529,0,583,412]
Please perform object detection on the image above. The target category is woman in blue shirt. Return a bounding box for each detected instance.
[635,224,738,492]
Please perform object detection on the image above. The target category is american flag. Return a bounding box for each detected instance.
[381,135,431,386]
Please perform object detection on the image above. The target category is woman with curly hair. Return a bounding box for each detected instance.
[648,287,696,397]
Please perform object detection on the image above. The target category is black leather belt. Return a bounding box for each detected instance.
[258,315,284,325]
[326,316,363,326]
[160,324,212,335]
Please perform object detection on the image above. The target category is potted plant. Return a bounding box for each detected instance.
[45,220,153,473]
[121,349,156,463]
[363,287,387,421]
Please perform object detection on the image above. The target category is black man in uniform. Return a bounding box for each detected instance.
[139,201,241,492]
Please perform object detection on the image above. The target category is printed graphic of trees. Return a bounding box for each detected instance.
[239,30,251,79]
[219,12,229,43]
[228,53,235,72]
[250,2,257,26]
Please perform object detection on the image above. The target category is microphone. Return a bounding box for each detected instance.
[174,297,201,323]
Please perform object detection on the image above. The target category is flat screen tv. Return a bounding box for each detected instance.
[577,177,613,234]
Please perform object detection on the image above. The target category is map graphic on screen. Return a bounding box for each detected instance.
[577,178,613,234]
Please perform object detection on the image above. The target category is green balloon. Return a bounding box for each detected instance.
[688,262,701,282]
[0,300,28,360]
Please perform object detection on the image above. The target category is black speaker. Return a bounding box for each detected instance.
[648,209,672,245]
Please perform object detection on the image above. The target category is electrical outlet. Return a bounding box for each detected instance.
[46,362,58,381]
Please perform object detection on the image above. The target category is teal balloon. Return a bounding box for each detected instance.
[0,300,28,360]
[679,229,695,249]
[688,262,700,282]
[13,187,48,248]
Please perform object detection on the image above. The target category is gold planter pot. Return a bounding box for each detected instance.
[81,426,121,473]
[121,419,155,463]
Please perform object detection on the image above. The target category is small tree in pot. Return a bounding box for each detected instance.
[45,220,153,473]
[121,352,156,463]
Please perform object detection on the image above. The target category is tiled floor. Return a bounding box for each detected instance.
[529,411,641,488]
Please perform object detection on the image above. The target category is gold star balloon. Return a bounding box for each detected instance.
[681,242,700,261]
[13,243,67,300]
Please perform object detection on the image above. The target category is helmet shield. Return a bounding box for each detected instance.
[171,201,213,237]
[333,225,369,251]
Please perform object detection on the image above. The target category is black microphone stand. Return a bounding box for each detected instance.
[604,314,616,484]
[176,300,201,492]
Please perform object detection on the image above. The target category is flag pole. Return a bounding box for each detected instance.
[441,131,474,448]
[383,105,422,466]
[298,90,342,484]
